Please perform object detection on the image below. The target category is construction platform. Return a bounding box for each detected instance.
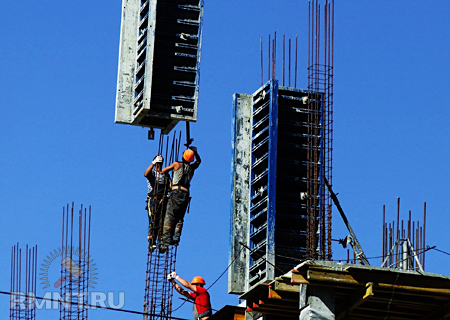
[214,260,450,320]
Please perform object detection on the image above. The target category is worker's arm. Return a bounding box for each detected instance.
[169,279,192,300]
[170,272,198,293]
[190,147,201,170]
[161,162,178,174]
[144,163,155,178]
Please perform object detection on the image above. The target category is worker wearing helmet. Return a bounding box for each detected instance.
[168,271,212,319]
[159,147,201,253]
[144,155,170,251]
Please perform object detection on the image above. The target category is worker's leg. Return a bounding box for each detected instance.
[147,197,158,248]
[147,197,153,239]
[161,192,182,248]
[153,197,165,243]
[157,197,168,241]
[171,192,189,245]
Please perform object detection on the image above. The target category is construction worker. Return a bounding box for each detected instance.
[159,147,201,253]
[144,155,170,251]
[167,271,212,320]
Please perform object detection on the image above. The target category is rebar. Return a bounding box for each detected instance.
[306,0,334,260]
[381,198,427,271]
[260,38,263,86]
[143,132,182,320]
[10,243,37,320]
[262,33,298,87]
[60,203,92,320]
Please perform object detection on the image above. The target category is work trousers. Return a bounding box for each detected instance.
[161,189,189,246]
[147,195,167,244]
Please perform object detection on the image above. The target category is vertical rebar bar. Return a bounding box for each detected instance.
[396,197,400,266]
[423,202,426,270]
[282,34,285,86]
[274,32,277,80]
[260,37,263,86]
[295,35,298,88]
[382,205,385,261]
[268,34,270,82]
[289,38,291,87]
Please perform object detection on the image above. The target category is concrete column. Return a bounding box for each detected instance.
[299,286,335,320]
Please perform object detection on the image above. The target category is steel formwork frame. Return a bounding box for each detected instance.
[230,79,328,291]
[115,0,204,134]
[229,0,334,298]
[10,244,37,320]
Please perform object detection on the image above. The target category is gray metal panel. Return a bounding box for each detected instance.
[115,0,139,124]
[135,0,157,124]
[266,80,278,281]
[115,0,204,134]
[229,93,252,294]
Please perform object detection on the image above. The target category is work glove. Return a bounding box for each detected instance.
[167,271,177,281]
[153,155,163,164]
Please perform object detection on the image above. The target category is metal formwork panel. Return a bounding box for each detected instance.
[116,0,204,134]
[229,93,252,294]
[248,80,278,287]
[231,80,326,290]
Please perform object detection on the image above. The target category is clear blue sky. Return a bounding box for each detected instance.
[1,1,450,319]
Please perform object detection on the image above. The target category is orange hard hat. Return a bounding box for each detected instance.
[183,149,195,162]
[191,276,205,285]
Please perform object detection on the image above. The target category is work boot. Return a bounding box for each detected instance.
[149,244,157,253]
[159,244,167,253]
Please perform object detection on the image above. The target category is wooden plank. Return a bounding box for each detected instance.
[336,283,374,320]
[307,269,361,285]
[377,283,450,296]
[268,287,298,302]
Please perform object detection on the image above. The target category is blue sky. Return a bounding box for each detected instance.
[1,1,450,319]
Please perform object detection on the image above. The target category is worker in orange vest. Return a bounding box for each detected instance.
[168,271,212,319]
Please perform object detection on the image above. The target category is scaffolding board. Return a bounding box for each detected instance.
[116,0,204,134]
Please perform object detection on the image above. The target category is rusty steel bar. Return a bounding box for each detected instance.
[268,34,270,81]
[289,38,291,87]
[389,223,392,267]
[423,202,426,269]
[416,225,419,271]
[295,35,298,88]
[282,34,285,86]
[272,39,275,79]
[396,197,400,265]
[383,205,386,260]
[408,210,411,247]
[260,37,263,86]
[274,31,276,80]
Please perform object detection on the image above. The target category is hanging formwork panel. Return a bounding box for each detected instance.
[115,0,204,134]
[230,80,327,291]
